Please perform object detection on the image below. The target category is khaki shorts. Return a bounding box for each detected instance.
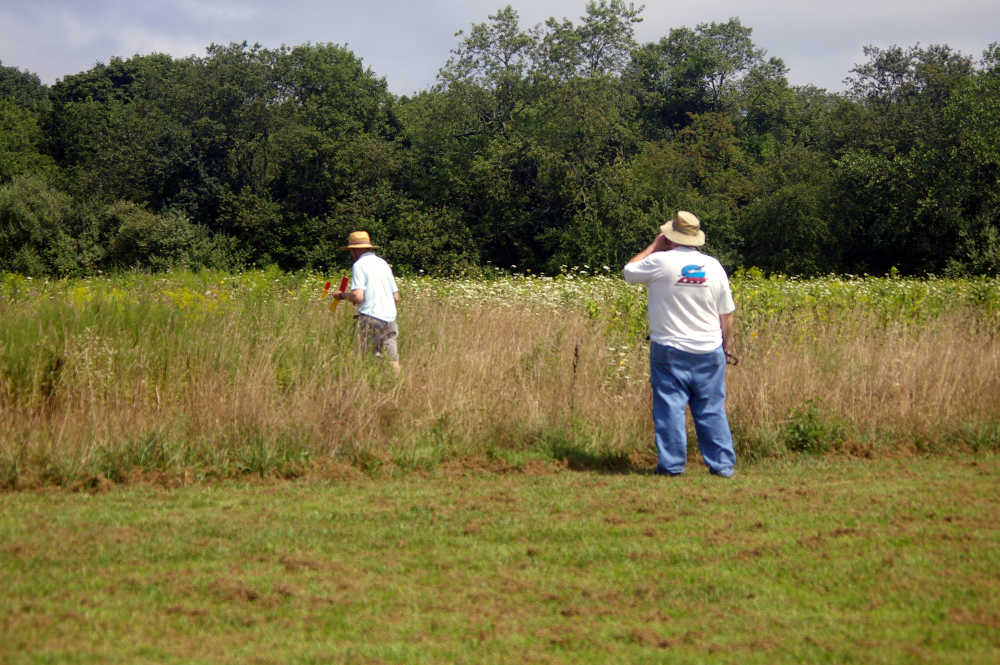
[356,314,399,362]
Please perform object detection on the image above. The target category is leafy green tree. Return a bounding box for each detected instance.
[623,113,748,268]
[626,18,781,136]
[0,175,77,275]
[377,202,479,275]
[535,1,644,79]
[0,102,58,183]
[420,4,651,273]
[740,145,836,274]
[37,42,398,272]
[526,75,642,271]
[941,43,1000,275]
[784,85,840,149]
[6,7,1000,280]
[270,43,399,219]
[438,6,537,141]
[831,44,978,274]
[45,54,177,203]
[0,62,48,111]
[400,8,540,271]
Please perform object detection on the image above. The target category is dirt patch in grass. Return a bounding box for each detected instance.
[208,579,262,603]
[276,554,348,575]
[1,542,37,559]
[273,583,301,597]
[166,605,210,618]
[438,456,515,476]
[626,627,675,648]
[948,607,1000,629]
[520,458,564,476]
[302,459,366,482]
[71,473,117,493]
[462,521,486,535]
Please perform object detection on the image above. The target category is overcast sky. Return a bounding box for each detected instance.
[1,0,997,94]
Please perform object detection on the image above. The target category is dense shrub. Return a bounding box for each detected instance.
[0,175,76,276]
[105,201,241,272]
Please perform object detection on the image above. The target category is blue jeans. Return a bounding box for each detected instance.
[649,343,736,475]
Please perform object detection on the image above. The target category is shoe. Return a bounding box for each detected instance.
[712,467,735,478]
[654,468,684,477]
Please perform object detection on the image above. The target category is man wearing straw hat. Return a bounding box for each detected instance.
[623,211,737,478]
[333,231,401,373]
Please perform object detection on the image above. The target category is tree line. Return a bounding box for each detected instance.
[2,2,999,278]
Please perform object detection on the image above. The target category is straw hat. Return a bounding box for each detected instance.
[340,231,379,251]
[660,211,706,247]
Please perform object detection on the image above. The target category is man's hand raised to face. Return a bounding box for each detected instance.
[652,233,672,252]
[626,233,674,265]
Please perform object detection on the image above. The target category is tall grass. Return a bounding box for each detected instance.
[1,269,999,488]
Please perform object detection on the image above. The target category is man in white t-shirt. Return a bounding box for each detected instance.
[623,211,736,478]
[333,231,401,373]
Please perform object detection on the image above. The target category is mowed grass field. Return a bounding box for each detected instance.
[3,456,1000,664]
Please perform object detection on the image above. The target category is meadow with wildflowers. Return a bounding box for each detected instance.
[1,268,999,489]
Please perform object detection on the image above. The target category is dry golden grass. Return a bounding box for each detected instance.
[2,301,647,473]
[1,278,999,487]
[729,311,1000,452]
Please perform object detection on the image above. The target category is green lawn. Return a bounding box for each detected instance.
[2,456,999,664]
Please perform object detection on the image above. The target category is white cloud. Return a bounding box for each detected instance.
[115,26,206,61]
[0,0,996,92]
[173,0,262,23]
[50,13,104,51]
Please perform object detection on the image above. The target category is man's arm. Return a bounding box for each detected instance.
[627,233,670,265]
[720,312,733,355]
[334,288,365,304]
[393,291,400,304]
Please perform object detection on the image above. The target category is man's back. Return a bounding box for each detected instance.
[623,246,734,353]
[351,252,398,322]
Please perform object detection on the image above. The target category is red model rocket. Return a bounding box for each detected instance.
[329,276,349,312]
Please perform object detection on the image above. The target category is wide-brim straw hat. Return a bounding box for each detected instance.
[660,211,706,247]
[340,231,379,251]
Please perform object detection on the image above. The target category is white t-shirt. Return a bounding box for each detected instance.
[351,252,399,323]
[622,247,735,354]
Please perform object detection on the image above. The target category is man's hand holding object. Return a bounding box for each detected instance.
[329,277,350,312]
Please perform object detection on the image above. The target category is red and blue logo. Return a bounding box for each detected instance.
[677,264,707,285]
